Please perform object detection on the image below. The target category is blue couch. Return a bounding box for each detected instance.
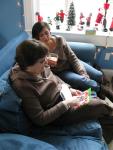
[0,31,108,150]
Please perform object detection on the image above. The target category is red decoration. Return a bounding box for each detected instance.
[59,10,66,23]
[77,12,85,31]
[35,12,43,22]
[79,12,85,25]
[95,8,103,24]
[104,3,110,10]
[109,18,113,31]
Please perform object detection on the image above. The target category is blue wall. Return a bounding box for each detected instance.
[0,0,24,48]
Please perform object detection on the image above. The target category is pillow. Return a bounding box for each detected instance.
[0,31,31,76]
[0,70,31,134]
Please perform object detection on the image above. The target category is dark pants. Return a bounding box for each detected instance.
[52,99,113,126]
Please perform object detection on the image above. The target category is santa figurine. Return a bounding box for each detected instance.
[77,12,85,31]
[86,13,92,27]
[79,12,85,25]
[95,8,104,30]
[35,12,43,22]
[59,10,66,23]
[109,17,113,31]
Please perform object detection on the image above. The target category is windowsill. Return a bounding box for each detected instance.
[51,28,113,47]
[52,29,109,36]
[27,29,113,47]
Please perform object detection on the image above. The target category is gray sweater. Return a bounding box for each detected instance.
[51,35,87,76]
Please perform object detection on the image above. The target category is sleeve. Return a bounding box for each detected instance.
[14,82,68,126]
[61,37,88,76]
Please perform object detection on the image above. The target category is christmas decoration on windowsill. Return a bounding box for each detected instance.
[66,1,76,31]
[77,12,85,31]
[86,13,92,27]
[59,10,66,23]
[95,8,104,30]
[47,17,52,25]
[54,12,61,30]
[109,17,113,31]
[35,12,43,22]
[103,0,110,32]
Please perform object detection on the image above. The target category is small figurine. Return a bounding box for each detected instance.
[109,17,113,31]
[95,8,104,30]
[54,12,60,29]
[77,12,85,31]
[35,12,43,22]
[47,17,52,25]
[86,13,92,27]
[79,12,85,25]
[103,0,110,32]
[59,10,66,23]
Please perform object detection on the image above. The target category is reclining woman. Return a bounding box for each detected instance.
[9,39,113,127]
[31,22,113,100]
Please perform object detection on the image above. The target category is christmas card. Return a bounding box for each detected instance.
[60,84,94,108]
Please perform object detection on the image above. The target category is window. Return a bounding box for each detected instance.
[33,0,113,32]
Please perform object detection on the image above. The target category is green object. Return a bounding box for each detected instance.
[88,88,92,101]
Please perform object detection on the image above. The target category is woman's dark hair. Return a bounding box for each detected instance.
[16,40,48,70]
[32,22,50,40]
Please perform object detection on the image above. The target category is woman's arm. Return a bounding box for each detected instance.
[15,84,68,126]
[62,37,89,77]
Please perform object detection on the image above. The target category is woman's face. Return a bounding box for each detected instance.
[39,27,51,43]
[26,56,48,75]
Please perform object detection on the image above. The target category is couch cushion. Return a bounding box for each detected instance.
[0,31,30,76]
[0,70,30,134]
[0,133,57,150]
[37,135,108,150]
[32,120,102,139]
[32,121,108,150]
[68,41,96,65]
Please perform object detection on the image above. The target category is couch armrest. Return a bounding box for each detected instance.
[67,42,96,65]
[0,31,30,76]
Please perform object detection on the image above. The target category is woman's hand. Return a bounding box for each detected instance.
[47,53,58,67]
[62,96,83,109]
[70,88,82,96]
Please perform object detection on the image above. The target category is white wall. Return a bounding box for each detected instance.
[23,0,39,31]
